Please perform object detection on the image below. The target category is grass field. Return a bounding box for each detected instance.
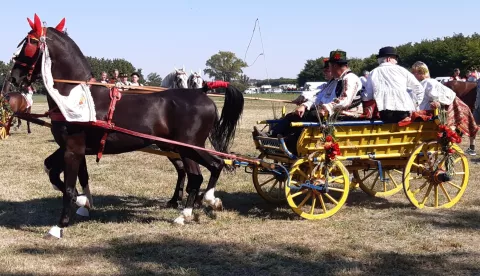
[0,94,479,275]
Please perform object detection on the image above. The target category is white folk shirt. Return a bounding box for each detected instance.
[301,82,328,102]
[303,70,362,114]
[360,76,367,88]
[363,63,424,112]
[419,78,456,110]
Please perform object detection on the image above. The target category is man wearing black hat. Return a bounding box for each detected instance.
[363,46,424,123]
[301,50,362,116]
[130,72,144,87]
[253,51,362,154]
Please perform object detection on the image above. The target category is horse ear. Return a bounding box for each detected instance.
[174,66,178,72]
[182,65,185,71]
[55,18,66,32]
[33,13,42,36]
[191,70,194,75]
[27,17,35,30]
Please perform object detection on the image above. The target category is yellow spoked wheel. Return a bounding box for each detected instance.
[285,158,350,220]
[403,142,469,209]
[353,167,404,197]
[252,154,288,204]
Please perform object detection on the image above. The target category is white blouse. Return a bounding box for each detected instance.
[303,71,362,114]
[363,63,424,111]
[419,78,456,110]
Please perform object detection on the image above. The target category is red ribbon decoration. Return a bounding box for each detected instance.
[206,81,230,90]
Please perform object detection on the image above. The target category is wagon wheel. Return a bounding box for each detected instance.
[252,154,288,204]
[403,141,469,209]
[352,167,404,197]
[285,158,350,220]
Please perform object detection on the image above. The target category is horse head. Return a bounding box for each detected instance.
[188,70,204,89]
[174,67,188,88]
[9,14,68,90]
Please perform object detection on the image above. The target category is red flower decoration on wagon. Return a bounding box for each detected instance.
[438,125,462,144]
[324,135,341,161]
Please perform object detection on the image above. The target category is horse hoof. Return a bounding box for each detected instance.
[173,215,185,225]
[173,215,193,225]
[51,185,60,192]
[76,207,90,217]
[45,226,63,239]
[213,198,223,211]
[166,200,179,209]
[75,195,90,208]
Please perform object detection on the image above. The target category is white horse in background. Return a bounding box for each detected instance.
[188,69,204,89]
[161,66,188,88]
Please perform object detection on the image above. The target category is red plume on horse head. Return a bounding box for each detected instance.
[55,18,66,32]
[26,14,66,36]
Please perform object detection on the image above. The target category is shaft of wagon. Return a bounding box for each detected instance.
[208,93,294,104]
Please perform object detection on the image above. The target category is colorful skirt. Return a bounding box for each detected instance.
[446,97,479,137]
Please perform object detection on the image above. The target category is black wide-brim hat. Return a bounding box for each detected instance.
[329,50,348,64]
[377,46,399,58]
[131,72,140,77]
[119,73,129,78]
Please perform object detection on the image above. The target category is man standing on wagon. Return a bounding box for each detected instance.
[362,46,424,123]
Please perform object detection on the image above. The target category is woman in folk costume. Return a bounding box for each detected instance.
[411,61,479,156]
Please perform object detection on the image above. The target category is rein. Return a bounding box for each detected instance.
[52,79,169,94]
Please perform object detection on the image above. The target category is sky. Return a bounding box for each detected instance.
[0,0,477,81]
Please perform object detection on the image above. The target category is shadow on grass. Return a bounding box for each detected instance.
[215,190,299,221]
[345,189,414,210]
[9,234,480,276]
[0,195,170,229]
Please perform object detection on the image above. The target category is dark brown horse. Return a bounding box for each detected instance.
[7,15,244,238]
[444,80,477,110]
[4,92,31,133]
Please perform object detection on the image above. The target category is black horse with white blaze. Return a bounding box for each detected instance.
[6,14,244,238]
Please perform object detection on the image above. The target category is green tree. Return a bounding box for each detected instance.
[297,58,327,86]
[204,51,248,82]
[145,72,162,86]
[86,57,144,81]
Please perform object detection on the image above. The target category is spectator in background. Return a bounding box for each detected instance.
[116,73,131,86]
[467,69,478,82]
[130,72,144,86]
[449,68,464,81]
[99,71,109,84]
[465,70,473,81]
[109,69,119,84]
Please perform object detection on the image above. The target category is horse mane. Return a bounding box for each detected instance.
[161,71,176,87]
[187,74,194,86]
[46,27,93,79]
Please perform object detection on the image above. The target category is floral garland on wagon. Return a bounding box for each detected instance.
[313,110,342,165]
[436,106,462,177]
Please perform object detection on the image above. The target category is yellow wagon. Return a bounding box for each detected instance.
[253,112,469,220]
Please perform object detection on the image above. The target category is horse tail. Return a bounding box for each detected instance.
[207,83,244,153]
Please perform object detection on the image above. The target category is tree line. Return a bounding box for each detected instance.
[297,33,480,86]
[3,32,476,93]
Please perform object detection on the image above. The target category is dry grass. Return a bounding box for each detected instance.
[0,96,479,276]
